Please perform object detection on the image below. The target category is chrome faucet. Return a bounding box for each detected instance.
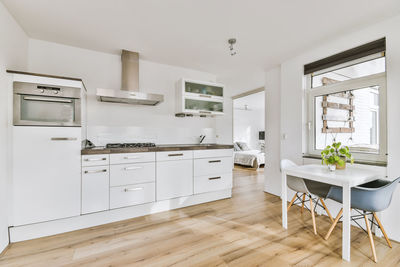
[199,135,206,144]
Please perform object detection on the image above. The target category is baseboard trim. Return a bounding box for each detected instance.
[9,189,232,243]
[0,241,10,257]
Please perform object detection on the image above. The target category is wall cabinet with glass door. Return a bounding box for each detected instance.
[175,78,224,116]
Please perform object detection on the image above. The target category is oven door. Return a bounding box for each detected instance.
[13,94,81,127]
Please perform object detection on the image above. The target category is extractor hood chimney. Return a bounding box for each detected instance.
[96,50,164,105]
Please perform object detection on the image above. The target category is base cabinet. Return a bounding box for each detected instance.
[81,166,110,214]
[110,183,155,209]
[194,173,232,194]
[156,159,193,201]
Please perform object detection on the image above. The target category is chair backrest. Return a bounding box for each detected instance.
[327,177,400,212]
[353,176,400,212]
[280,159,309,194]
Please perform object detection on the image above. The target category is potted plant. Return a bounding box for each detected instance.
[321,142,354,171]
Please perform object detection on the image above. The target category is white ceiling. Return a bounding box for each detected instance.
[2,0,400,76]
[234,91,265,110]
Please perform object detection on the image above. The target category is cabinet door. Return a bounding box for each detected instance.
[110,162,155,187]
[82,166,110,214]
[156,159,193,201]
[110,183,155,209]
[12,127,81,226]
[194,173,233,194]
[184,80,224,99]
[184,98,223,115]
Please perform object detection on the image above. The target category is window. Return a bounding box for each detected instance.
[305,40,387,163]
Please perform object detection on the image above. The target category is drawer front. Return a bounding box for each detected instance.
[156,150,193,162]
[110,152,155,164]
[193,149,233,159]
[110,182,155,209]
[156,159,193,201]
[81,166,110,214]
[194,157,232,176]
[82,154,109,167]
[110,162,155,187]
[194,173,233,194]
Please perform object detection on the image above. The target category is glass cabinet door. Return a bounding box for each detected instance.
[185,81,223,98]
[185,99,223,113]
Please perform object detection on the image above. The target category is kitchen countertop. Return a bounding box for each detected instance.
[81,144,234,155]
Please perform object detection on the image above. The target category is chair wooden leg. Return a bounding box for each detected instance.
[309,196,317,235]
[319,198,334,223]
[373,212,392,248]
[287,194,297,211]
[301,194,306,213]
[324,208,343,240]
[365,214,378,263]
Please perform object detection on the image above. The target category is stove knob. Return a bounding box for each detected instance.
[53,90,59,94]
[38,89,45,93]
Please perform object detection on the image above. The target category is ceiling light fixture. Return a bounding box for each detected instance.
[228,38,237,56]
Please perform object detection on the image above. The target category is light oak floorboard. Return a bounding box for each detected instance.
[1,168,399,266]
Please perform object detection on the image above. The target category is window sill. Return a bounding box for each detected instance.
[302,154,387,167]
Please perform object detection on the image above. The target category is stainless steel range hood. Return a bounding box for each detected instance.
[96,50,164,105]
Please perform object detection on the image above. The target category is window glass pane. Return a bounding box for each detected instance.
[314,86,379,154]
[312,57,385,88]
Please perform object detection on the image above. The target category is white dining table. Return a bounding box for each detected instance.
[281,164,381,261]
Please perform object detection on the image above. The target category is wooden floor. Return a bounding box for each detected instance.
[1,168,399,266]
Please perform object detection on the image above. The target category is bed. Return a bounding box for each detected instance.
[234,150,265,169]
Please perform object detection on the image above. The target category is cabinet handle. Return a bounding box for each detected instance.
[24,96,73,103]
[209,160,221,163]
[208,176,221,180]
[199,94,212,98]
[168,153,184,157]
[199,111,212,114]
[124,187,143,192]
[51,137,77,141]
[124,156,141,159]
[84,158,107,161]
[124,166,143,171]
[84,169,107,174]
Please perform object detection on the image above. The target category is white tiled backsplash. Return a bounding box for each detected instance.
[87,126,217,146]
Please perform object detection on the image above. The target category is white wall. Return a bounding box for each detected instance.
[269,14,400,241]
[216,70,266,144]
[27,39,218,145]
[264,67,281,196]
[0,1,28,253]
[233,107,264,150]
[233,92,265,150]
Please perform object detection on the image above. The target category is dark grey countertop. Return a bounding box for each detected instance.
[81,144,234,155]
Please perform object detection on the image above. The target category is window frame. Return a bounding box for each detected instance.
[306,72,387,163]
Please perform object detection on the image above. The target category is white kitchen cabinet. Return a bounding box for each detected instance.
[82,154,109,167]
[156,158,193,201]
[12,127,81,226]
[194,149,233,159]
[110,182,155,209]
[110,162,155,187]
[194,173,233,194]
[156,150,193,161]
[110,152,155,164]
[176,78,224,116]
[81,166,110,214]
[194,157,232,176]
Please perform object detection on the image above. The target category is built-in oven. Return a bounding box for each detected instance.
[13,82,81,127]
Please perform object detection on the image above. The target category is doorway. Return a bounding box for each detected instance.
[232,88,265,170]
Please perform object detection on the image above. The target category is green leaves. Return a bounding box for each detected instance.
[321,142,354,166]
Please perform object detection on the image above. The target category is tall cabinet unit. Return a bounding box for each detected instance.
[175,78,224,116]
[10,72,86,226]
